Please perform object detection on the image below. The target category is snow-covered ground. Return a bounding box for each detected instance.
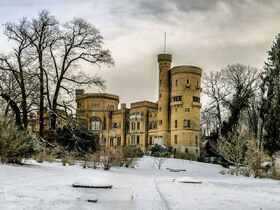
[0,156,280,210]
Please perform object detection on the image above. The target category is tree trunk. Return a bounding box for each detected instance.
[0,93,22,129]
[21,87,28,129]
[39,52,44,137]
[50,78,62,130]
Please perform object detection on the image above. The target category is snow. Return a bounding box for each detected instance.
[176,176,202,184]
[72,178,112,188]
[0,156,280,210]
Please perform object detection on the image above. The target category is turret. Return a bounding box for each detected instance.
[157,53,172,145]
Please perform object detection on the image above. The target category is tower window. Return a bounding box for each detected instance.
[91,119,101,130]
[175,120,177,128]
[137,122,140,130]
[159,120,162,125]
[187,79,189,84]
[185,108,190,112]
[137,135,140,144]
[193,96,200,103]
[175,80,178,86]
[174,135,178,144]
[173,96,182,102]
[184,119,191,128]
[195,135,198,145]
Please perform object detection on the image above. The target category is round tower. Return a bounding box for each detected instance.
[170,65,202,158]
[157,54,172,146]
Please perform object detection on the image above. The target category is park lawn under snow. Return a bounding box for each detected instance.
[0,157,280,210]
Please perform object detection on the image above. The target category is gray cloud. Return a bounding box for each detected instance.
[0,0,279,105]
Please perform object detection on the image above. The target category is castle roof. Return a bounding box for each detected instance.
[130,100,158,109]
[76,93,119,101]
[170,65,202,76]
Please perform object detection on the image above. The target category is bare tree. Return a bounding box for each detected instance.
[0,68,22,128]
[0,10,113,136]
[203,71,225,136]
[46,18,113,130]
[218,128,247,175]
[203,64,259,138]
[220,64,259,136]
[26,10,58,136]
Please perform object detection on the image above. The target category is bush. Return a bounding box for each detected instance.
[150,144,170,158]
[62,152,75,166]
[0,120,39,164]
[174,151,197,161]
[121,145,143,167]
[34,149,56,163]
[56,126,99,154]
[122,145,143,158]
[83,152,100,169]
[99,148,126,170]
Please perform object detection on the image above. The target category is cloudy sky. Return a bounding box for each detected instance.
[0,0,279,105]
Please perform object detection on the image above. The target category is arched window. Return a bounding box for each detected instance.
[90,117,101,131]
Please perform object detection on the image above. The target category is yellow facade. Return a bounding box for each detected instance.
[76,53,202,158]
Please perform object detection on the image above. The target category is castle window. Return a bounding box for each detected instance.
[185,148,188,153]
[184,119,191,128]
[91,119,101,130]
[175,120,177,128]
[131,135,135,145]
[185,108,190,112]
[195,135,198,145]
[149,136,153,145]
[149,122,152,129]
[117,137,121,146]
[173,96,182,102]
[174,135,178,144]
[137,122,140,130]
[159,120,162,125]
[193,96,200,103]
[112,122,118,128]
[175,80,178,86]
[131,122,135,131]
[187,79,189,84]
[154,121,157,129]
[137,135,140,144]
[103,119,107,130]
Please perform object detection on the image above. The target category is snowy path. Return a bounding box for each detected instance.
[1,157,280,210]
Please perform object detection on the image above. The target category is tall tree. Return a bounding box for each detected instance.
[220,64,258,136]
[0,19,38,129]
[261,34,280,154]
[46,18,113,130]
[203,71,224,136]
[26,10,58,136]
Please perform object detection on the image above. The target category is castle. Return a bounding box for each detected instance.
[76,53,202,158]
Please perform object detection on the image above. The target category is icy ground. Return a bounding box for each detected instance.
[0,156,280,210]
